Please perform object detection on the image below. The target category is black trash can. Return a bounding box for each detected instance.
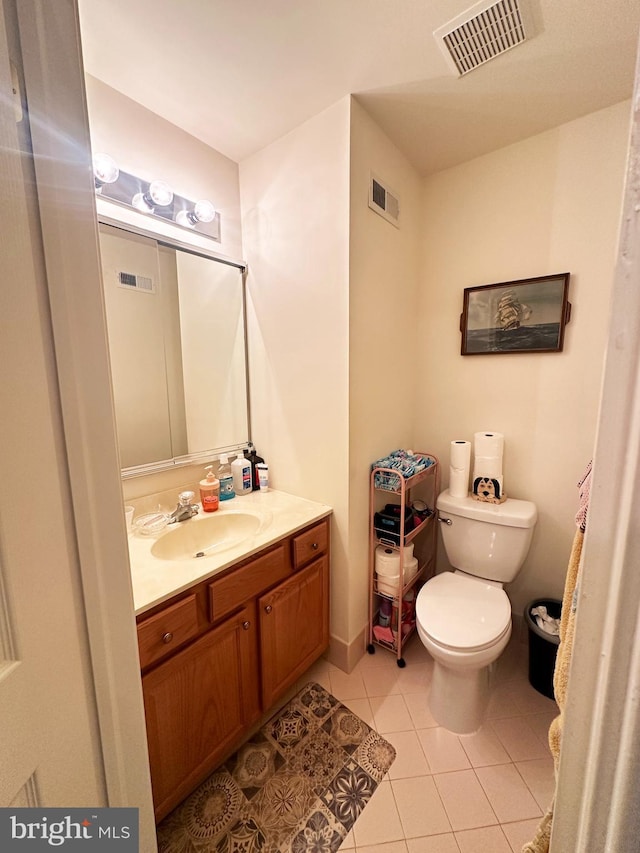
[524,598,562,699]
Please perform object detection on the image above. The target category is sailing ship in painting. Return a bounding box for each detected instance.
[463,282,567,354]
[495,289,532,330]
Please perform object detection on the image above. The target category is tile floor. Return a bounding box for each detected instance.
[299,630,558,853]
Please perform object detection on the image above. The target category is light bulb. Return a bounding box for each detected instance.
[93,152,119,190]
[131,192,149,211]
[176,199,216,228]
[194,199,216,223]
[175,209,196,228]
[148,180,173,207]
[132,180,174,212]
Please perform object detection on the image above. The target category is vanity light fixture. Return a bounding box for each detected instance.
[175,199,216,228]
[132,179,174,212]
[92,152,119,192]
[94,163,221,242]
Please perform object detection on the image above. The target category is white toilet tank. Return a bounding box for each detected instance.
[437,490,537,583]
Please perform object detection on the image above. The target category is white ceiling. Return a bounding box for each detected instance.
[77,0,640,176]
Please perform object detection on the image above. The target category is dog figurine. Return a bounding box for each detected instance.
[472,476,507,504]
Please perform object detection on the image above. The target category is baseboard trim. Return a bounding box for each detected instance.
[326,626,368,674]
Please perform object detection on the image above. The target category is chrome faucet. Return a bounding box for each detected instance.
[169,491,199,523]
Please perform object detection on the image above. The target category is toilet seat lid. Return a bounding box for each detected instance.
[416,572,511,651]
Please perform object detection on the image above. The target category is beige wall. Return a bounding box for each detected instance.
[86,72,631,658]
[239,98,352,650]
[415,100,631,616]
[348,99,423,642]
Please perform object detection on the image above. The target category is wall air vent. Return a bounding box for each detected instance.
[117,271,155,293]
[368,174,400,228]
[434,0,532,77]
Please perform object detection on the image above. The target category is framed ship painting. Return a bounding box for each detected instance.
[460,273,571,356]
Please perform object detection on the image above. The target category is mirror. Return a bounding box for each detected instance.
[98,221,249,476]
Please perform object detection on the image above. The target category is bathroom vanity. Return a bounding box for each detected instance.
[129,490,331,821]
[105,220,333,819]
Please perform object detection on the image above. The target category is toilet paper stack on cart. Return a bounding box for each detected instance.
[472,431,506,502]
[375,544,418,596]
[449,440,471,498]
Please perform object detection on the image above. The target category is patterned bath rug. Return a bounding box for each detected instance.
[157,681,396,853]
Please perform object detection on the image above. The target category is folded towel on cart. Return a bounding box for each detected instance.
[371,449,433,478]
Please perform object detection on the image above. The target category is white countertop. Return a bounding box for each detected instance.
[128,489,332,616]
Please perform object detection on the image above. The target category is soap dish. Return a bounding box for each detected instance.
[134,512,169,535]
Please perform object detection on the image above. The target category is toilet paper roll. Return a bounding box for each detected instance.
[377,573,400,597]
[449,440,471,498]
[402,542,414,565]
[473,432,504,476]
[375,545,401,577]
[472,432,506,499]
[473,456,503,480]
[450,440,471,470]
[449,466,470,498]
[403,556,419,582]
[474,431,504,460]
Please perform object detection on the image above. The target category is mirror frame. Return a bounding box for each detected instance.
[98,216,251,479]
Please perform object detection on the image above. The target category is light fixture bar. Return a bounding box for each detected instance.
[94,163,220,242]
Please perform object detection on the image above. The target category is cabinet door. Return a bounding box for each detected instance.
[142,604,260,822]
[259,556,329,709]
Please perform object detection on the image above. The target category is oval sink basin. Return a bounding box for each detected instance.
[150,511,264,560]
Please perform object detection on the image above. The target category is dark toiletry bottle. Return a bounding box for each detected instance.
[246,442,265,491]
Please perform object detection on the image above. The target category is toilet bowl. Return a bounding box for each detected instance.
[415,490,537,734]
[416,571,513,732]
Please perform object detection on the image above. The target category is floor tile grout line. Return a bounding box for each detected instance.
[511,757,555,812]
[334,635,556,850]
[431,767,502,834]
[387,773,455,840]
[472,763,543,825]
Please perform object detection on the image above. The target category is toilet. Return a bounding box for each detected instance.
[416,489,537,734]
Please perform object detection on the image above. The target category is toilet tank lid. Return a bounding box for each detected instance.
[437,490,537,528]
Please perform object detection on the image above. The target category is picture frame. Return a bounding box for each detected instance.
[460,273,571,356]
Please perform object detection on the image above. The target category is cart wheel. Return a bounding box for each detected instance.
[397,658,406,668]
[366,644,375,655]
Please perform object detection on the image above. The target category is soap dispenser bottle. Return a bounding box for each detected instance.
[231,451,252,496]
[199,466,220,513]
[218,454,235,501]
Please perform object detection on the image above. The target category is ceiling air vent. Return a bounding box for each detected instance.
[368,174,400,228]
[434,0,532,77]
[117,271,155,293]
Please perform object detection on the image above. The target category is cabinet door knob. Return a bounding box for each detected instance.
[242,621,251,631]
[264,605,273,614]
[311,542,319,550]
[161,632,173,644]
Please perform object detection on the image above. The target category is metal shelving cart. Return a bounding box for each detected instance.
[367,452,440,667]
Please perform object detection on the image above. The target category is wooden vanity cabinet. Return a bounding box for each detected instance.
[141,603,260,820]
[137,517,330,822]
[259,522,329,707]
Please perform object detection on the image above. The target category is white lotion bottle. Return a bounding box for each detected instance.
[256,462,269,491]
[231,452,252,496]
